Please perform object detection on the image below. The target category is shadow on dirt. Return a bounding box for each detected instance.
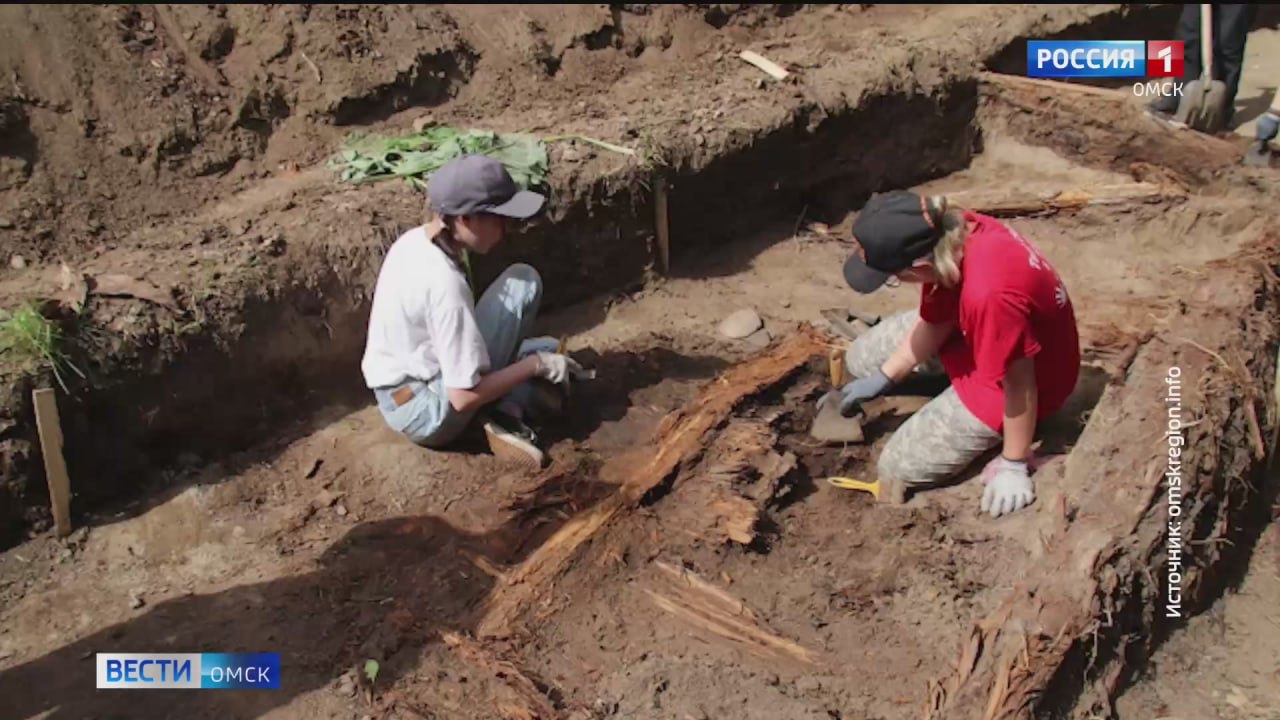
[535,346,731,446]
[0,489,611,719]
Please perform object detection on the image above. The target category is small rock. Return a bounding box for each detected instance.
[335,503,348,517]
[0,217,13,229]
[780,299,791,308]
[334,672,357,697]
[141,20,155,32]
[315,489,345,508]
[766,673,781,686]
[755,78,766,89]
[9,255,25,269]
[743,328,772,350]
[795,676,822,694]
[129,595,146,610]
[718,308,763,339]
[412,114,435,133]
[260,232,286,256]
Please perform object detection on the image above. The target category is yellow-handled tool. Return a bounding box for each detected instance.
[825,476,882,499]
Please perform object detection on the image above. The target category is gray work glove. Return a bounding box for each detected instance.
[980,456,1035,518]
[534,352,589,385]
[1245,111,1278,167]
[816,368,893,417]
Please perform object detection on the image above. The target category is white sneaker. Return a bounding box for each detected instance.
[483,416,546,469]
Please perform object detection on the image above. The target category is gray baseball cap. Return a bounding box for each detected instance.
[426,154,545,219]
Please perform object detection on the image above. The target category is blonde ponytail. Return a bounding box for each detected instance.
[926,195,967,289]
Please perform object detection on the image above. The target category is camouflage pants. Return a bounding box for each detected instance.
[845,309,1002,487]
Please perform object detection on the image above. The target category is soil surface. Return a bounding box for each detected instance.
[1,5,1280,720]
[1116,514,1280,720]
[1,120,1275,718]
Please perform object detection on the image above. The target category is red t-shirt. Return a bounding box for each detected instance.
[919,212,1080,432]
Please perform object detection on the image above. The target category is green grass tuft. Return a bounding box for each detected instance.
[0,303,84,391]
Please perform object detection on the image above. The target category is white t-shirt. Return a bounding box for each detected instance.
[361,227,491,390]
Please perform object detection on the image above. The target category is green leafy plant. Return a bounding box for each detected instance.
[363,659,380,684]
[328,125,636,192]
[330,126,550,191]
[0,303,83,391]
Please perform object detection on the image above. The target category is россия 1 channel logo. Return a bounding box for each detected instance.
[1027,40,1185,99]
[96,653,281,690]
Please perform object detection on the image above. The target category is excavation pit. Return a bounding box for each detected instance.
[0,5,1278,720]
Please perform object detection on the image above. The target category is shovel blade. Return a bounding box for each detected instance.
[1175,79,1228,133]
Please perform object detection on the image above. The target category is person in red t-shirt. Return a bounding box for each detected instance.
[828,190,1080,517]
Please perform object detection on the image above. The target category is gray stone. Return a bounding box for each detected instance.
[718,308,763,339]
[743,328,772,350]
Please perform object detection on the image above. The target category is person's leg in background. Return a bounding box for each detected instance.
[1149,4,1202,116]
[1213,3,1258,127]
[875,387,1002,502]
[1156,4,1257,124]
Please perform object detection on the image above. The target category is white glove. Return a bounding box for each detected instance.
[518,336,561,359]
[980,456,1035,518]
[534,352,588,385]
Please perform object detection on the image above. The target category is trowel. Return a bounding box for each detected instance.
[1174,4,1228,133]
[810,348,866,443]
[811,390,866,443]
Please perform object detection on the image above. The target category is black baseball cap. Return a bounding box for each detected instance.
[842,191,945,293]
[427,154,545,219]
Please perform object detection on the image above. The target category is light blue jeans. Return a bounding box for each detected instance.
[373,263,542,448]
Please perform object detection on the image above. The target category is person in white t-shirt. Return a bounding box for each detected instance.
[361,154,588,467]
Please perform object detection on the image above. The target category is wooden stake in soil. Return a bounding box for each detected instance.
[654,175,671,275]
[829,347,847,387]
[32,388,72,537]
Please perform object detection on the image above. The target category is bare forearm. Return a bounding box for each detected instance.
[1002,357,1037,461]
[448,356,539,413]
[881,318,954,382]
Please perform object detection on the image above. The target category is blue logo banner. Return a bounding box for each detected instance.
[97,653,281,690]
[1026,40,1145,78]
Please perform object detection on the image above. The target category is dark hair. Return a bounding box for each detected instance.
[424,206,466,269]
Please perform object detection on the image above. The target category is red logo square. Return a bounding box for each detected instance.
[1147,40,1184,78]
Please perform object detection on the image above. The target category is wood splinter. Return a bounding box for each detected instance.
[739,50,789,80]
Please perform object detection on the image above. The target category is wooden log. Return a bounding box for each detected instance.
[978,71,1130,100]
[946,182,1186,218]
[979,69,1245,184]
[32,388,71,537]
[476,327,828,639]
